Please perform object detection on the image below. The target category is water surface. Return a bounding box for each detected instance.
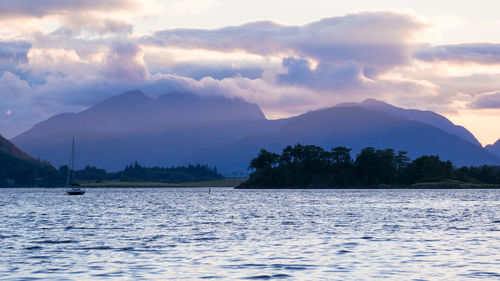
[1,188,500,280]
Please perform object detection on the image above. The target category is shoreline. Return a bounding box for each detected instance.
[235,181,500,189]
[0,179,247,188]
[82,178,246,188]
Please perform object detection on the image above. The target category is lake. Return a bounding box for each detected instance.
[1,188,500,280]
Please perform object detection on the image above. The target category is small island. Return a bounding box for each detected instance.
[236,144,500,189]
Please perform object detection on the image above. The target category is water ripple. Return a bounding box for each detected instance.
[1,188,500,280]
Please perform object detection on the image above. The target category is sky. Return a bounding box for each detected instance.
[0,0,500,145]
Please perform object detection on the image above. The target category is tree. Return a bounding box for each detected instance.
[332,146,352,165]
[249,149,279,172]
[395,151,409,172]
[407,155,453,182]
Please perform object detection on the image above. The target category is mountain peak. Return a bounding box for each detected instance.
[89,89,154,112]
[108,89,151,102]
[360,98,392,107]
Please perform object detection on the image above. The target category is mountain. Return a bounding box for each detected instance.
[0,134,33,161]
[336,99,481,146]
[11,92,500,173]
[0,134,62,186]
[13,90,265,145]
[186,106,499,171]
[12,90,272,170]
[485,139,500,158]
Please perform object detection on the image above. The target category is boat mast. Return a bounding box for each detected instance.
[66,138,75,187]
[71,138,75,175]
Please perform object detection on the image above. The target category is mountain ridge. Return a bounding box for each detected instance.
[185,106,499,171]
[11,90,500,172]
[0,134,34,161]
[485,139,500,158]
[336,98,481,146]
[13,90,266,145]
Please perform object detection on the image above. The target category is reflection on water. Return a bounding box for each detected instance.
[1,188,500,280]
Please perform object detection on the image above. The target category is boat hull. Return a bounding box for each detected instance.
[67,190,85,195]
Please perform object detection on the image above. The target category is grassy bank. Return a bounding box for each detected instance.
[410,180,500,189]
[82,178,247,188]
[236,179,500,189]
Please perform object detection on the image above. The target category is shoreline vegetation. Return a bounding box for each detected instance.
[3,143,500,189]
[0,156,225,187]
[236,144,500,189]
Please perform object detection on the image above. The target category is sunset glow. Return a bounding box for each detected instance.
[0,0,499,145]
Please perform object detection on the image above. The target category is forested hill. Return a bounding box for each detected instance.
[237,144,500,189]
[0,134,33,161]
[0,134,62,186]
[1,133,223,186]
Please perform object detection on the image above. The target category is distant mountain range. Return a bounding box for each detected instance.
[336,99,481,146]
[11,90,500,173]
[486,139,500,159]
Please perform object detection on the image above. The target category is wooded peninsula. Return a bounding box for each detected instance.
[237,144,500,189]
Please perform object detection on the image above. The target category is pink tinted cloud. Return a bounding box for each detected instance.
[148,11,428,72]
[470,91,500,109]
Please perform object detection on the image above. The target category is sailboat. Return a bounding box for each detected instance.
[66,138,85,195]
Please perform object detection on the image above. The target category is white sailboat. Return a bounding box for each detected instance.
[66,138,85,195]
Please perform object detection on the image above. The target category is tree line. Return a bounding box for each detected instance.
[72,161,223,183]
[0,150,61,186]
[1,151,222,187]
[237,144,500,188]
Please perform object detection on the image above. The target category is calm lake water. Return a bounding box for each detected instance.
[1,188,500,280]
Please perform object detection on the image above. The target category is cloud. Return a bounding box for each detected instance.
[0,0,141,35]
[0,0,139,18]
[277,57,366,90]
[100,41,148,82]
[154,62,265,80]
[470,91,500,109]
[148,11,429,74]
[416,43,500,64]
[0,71,36,138]
[2,8,500,142]
[0,41,31,75]
[59,17,133,35]
[0,41,31,62]
[168,0,219,16]
[0,71,31,99]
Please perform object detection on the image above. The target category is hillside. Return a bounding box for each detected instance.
[336,99,480,146]
[0,134,62,186]
[0,134,34,161]
[187,106,499,171]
